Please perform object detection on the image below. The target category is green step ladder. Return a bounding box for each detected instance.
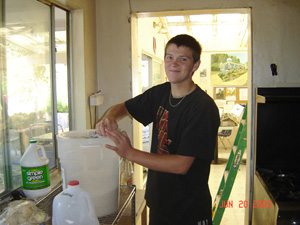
[212,104,248,225]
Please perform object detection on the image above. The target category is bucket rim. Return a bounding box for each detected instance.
[57,129,100,139]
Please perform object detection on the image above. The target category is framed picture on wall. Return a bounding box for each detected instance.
[200,66,207,77]
[214,87,248,104]
[226,87,236,101]
[239,88,248,101]
[215,88,224,99]
[211,53,248,86]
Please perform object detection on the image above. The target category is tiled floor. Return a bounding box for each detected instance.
[209,127,247,225]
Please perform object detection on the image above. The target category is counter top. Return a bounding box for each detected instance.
[36,174,137,225]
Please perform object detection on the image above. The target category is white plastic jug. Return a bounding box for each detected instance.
[52,180,99,225]
[57,130,119,218]
[20,140,50,199]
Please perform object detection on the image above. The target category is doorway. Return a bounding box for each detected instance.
[131,8,251,225]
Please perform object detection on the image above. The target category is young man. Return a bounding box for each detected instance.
[96,34,220,225]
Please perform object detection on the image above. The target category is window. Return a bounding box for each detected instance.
[0,0,71,196]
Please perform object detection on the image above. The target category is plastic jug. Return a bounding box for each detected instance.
[120,158,134,186]
[52,180,99,225]
[20,140,50,199]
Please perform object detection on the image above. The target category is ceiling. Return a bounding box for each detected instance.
[2,10,249,56]
[154,13,249,52]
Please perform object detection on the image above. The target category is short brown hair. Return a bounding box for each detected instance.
[165,34,202,63]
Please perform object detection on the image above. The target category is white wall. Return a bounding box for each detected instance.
[138,18,166,60]
[251,0,300,87]
[96,1,300,224]
[96,0,133,135]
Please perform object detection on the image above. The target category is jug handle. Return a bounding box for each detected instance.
[36,144,48,161]
[120,157,124,166]
[85,195,97,219]
[80,144,103,149]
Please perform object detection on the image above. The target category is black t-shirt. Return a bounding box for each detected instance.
[125,82,220,223]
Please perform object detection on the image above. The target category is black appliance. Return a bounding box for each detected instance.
[252,88,300,225]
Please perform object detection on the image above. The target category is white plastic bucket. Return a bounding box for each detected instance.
[57,130,119,218]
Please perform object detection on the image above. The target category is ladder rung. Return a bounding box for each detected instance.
[232,145,237,154]
[219,189,223,195]
[215,194,221,206]
[215,193,221,201]
[224,170,229,182]
[212,194,221,212]
[212,194,222,218]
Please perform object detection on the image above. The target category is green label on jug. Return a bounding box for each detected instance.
[21,165,50,190]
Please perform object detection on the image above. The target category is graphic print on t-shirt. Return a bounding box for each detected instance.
[156,106,172,155]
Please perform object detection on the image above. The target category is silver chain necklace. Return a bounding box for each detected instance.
[169,93,187,107]
[168,84,194,108]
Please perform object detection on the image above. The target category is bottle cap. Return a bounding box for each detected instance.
[68,180,79,186]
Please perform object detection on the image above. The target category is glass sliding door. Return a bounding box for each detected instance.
[0,0,71,196]
[54,7,70,133]
[1,0,51,195]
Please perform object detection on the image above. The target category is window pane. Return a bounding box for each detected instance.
[1,0,51,193]
[55,7,69,133]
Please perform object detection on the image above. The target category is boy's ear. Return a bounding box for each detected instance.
[192,60,201,73]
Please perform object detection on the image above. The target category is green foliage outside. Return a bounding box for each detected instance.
[57,101,68,113]
[9,112,42,129]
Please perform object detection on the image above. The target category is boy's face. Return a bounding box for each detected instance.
[164,43,200,85]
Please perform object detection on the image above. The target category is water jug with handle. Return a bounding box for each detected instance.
[52,180,99,225]
[20,140,51,199]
